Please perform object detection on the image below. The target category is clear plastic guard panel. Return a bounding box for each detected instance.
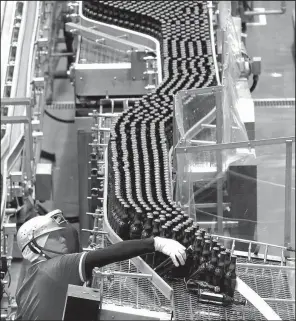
[222,15,242,76]
[174,87,217,144]
[173,82,253,216]
[79,37,130,64]
[174,141,295,257]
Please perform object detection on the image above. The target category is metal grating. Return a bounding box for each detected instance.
[169,256,295,321]
[93,235,295,320]
[253,99,295,108]
[96,236,172,314]
[45,102,76,109]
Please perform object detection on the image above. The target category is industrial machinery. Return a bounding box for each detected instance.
[1,1,295,320]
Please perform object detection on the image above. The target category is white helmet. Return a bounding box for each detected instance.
[17,209,67,261]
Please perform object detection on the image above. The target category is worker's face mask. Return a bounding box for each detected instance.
[60,223,81,253]
[44,230,69,256]
[44,224,81,257]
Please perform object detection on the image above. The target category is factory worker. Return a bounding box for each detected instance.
[15,209,186,321]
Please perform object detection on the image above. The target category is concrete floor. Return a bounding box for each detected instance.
[7,1,295,301]
[245,1,295,255]
[246,1,295,99]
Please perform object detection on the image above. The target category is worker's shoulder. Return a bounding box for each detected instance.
[40,252,83,271]
[55,252,83,264]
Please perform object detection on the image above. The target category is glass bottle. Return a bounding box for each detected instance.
[129,211,143,240]
[212,252,226,288]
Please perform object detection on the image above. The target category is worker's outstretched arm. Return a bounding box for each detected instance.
[84,237,186,280]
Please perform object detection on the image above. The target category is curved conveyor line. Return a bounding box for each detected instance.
[1,2,39,222]
[84,4,284,320]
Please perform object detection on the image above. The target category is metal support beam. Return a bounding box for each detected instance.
[175,136,295,154]
[190,140,216,145]
[215,88,224,236]
[88,112,121,118]
[197,220,239,228]
[1,116,29,124]
[212,234,292,251]
[1,98,31,106]
[237,262,294,270]
[1,96,34,180]
[284,140,293,256]
[51,51,73,57]
[77,129,93,247]
[195,202,231,209]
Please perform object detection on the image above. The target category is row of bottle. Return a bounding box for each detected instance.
[83,1,205,32]
[84,0,217,225]
[82,2,214,67]
[84,0,220,286]
[109,112,173,211]
[83,2,162,40]
[104,197,238,298]
[151,224,238,298]
[186,238,237,298]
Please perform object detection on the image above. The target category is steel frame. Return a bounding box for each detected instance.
[78,1,162,88]
[83,109,294,321]
[1,0,44,234]
[65,22,150,52]
[1,98,33,181]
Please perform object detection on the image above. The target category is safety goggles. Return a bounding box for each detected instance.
[48,210,68,225]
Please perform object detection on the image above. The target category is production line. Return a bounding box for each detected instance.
[1,1,295,320]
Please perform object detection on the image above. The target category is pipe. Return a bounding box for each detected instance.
[176,136,295,154]
[212,234,291,250]
[284,140,293,253]
[51,51,73,57]
[236,263,295,270]
[112,271,152,279]
[182,108,216,142]
[208,1,221,85]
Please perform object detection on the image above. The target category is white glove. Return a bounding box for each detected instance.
[154,237,186,267]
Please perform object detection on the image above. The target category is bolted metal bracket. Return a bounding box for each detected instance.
[3,223,17,236]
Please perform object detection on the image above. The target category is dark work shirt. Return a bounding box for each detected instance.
[15,253,87,321]
[15,238,155,320]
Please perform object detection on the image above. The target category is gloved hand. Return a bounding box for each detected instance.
[154,237,186,267]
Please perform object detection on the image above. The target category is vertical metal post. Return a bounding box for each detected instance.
[231,1,239,16]
[77,129,93,247]
[31,80,37,106]
[187,153,193,217]
[284,140,293,256]
[25,103,33,181]
[220,30,226,78]
[215,87,224,235]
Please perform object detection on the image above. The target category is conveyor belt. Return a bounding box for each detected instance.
[82,0,217,222]
[1,1,38,223]
[82,2,294,320]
